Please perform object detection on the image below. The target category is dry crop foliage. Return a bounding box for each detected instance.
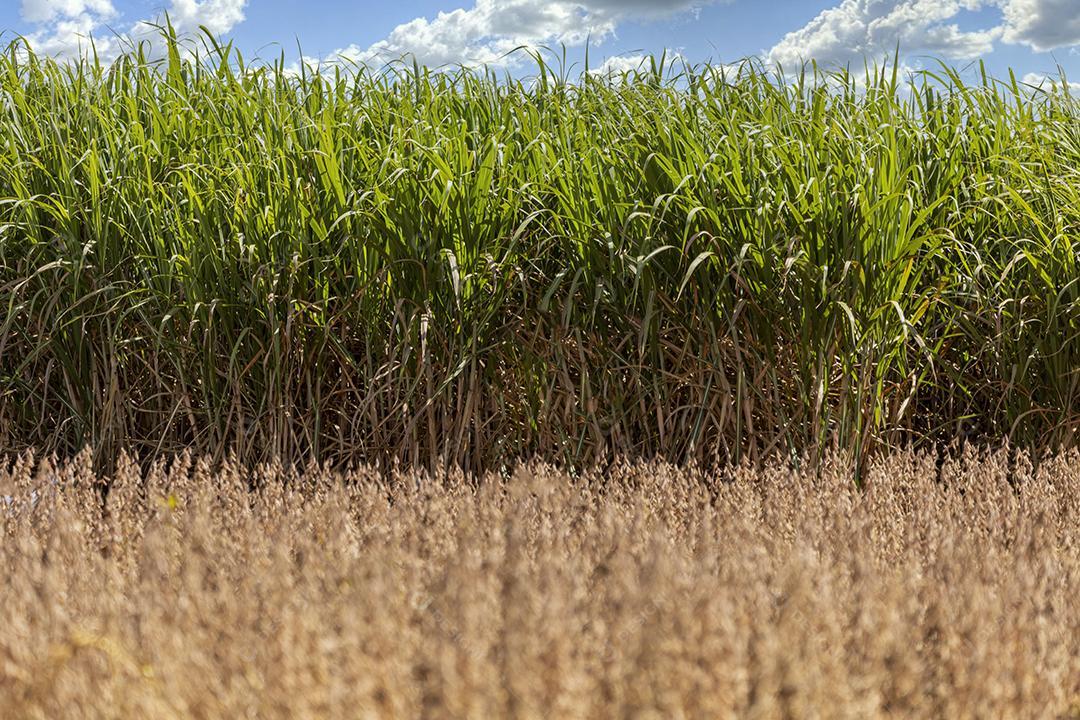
[2,447,1080,718]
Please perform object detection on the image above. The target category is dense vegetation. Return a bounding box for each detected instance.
[2,33,1079,470]
[3,447,1080,716]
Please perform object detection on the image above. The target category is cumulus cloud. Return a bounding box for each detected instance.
[587,51,700,79]
[126,0,248,56]
[20,0,247,59]
[1000,0,1080,51]
[20,0,115,24]
[19,0,118,57]
[1022,71,1080,91]
[589,53,651,76]
[767,0,1080,70]
[767,0,1001,69]
[313,0,716,70]
[161,0,248,35]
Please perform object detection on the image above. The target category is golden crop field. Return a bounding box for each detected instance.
[3,446,1079,718]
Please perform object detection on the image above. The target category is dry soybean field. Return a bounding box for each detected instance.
[3,30,1080,718]
[3,448,1080,718]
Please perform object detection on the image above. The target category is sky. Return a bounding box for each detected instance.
[2,1,1079,86]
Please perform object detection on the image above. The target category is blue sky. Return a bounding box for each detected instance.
[3,1,1079,85]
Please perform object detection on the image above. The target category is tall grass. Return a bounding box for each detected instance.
[1,30,1079,470]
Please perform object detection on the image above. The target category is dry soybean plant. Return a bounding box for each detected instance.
[2,446,1080,718]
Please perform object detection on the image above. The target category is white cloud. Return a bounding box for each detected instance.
[767,0,1080,70]
[20,0,115,25]
[767,0,1001,69]
[1021,71,1080,91]
[126,0,248,58]
[19,0,118,58]
[1000,0,1080,51]
[160,0,248,35]
[590,53,651,76]
[20,0,247,59]
[315,0,716,70]
[588,52,698,80]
